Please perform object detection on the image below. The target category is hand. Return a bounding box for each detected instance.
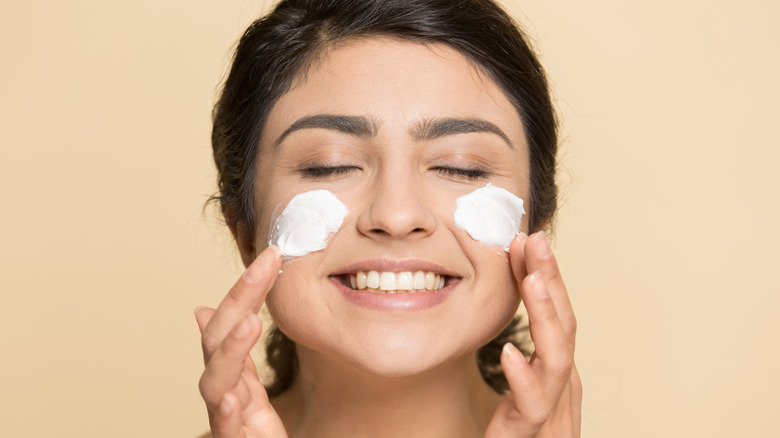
[195,246,288,438]
[485,232,582,438]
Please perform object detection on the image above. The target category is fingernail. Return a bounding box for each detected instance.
[242,246,280,283]
[516,232,528,249]
[243,250,273,283]
[193,305,205,316]
[536,232,552,257]
[267,244,282,259]
[502,342,520,365]
[233,314,253,338]
[219,394,234,416]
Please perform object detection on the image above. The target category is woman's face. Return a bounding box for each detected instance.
[252,37,530,376]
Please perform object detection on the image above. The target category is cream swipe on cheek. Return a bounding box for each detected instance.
[453,183,525,251]
[268,189,349,257]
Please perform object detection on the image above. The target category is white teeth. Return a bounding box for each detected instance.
[397,271,414,290]
[346,270,449,294]
[356,271,367,289]
[366,271,380,288]
[379,272,397,290]
[413,271,426,289]
[425,272,436,290]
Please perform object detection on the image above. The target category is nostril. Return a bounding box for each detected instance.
[367,226,428,236]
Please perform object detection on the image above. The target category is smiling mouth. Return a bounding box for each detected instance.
[335,270,452,294]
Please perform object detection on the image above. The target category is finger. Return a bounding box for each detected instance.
[524,232,576,341]
[486,343,548,437]
[538,365,582,438]
[509,233,529,288]
[199,313,262,410]
[544,377,573,437]
[241,366,290,437]
[197,308,268,418]
[242,356,271,405]
[570,364,583,437]
[522,271,571,401]
[202,246,281,357]
[195,306,217,365]
[212,392,243,438]
[195,306,216,335]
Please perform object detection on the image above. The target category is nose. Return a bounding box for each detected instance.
[356,169,437,241]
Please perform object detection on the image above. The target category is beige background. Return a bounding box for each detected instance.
[2,0,778,436]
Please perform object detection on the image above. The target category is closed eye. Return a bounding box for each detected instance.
[432,166,490,179]
[299,165,360,178]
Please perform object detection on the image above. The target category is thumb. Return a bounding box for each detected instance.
[484,343,549,438]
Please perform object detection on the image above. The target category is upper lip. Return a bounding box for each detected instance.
[331,259,460,278]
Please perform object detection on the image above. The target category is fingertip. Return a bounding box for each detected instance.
[532,231,552,258]
[502,343,542,407]
[243,247,281,283]
[267,244,282,259]
[194,306,215,332]
[511,232,528,254]
[501,342,527,368]
[502,342,517,364]
[510,234,529,283]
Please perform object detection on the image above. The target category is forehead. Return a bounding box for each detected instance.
[261,37,526,148]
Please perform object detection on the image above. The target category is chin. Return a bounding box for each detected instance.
[340,339,465,379]
[311,321,495,380]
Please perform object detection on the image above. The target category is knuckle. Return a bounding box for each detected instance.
[198,373,217,405]
[502,402,548,434]
[550,353,574,378]
[226,283,250,304]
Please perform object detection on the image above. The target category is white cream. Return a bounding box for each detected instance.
[269,189,348,257]
[453,183,525,250]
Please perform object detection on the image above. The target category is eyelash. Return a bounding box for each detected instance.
[432,166,490,179]
[299,165,359,178]
[299,165,490,179]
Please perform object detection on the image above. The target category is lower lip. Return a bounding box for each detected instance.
[330,277,457,311]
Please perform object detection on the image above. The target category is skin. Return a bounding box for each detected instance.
[196,38,581,437]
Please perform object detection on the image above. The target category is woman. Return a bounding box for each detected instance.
[195,0,581,436]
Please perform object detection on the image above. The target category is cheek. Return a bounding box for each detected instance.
[484,255,520,307]
[459,237,522,331]
[251,164,292,252]
[251,203,275,253]
[263,255,328,340]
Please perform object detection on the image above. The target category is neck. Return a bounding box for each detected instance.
[271,346,503,438]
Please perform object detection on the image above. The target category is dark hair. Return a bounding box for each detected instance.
[211,0,558,396]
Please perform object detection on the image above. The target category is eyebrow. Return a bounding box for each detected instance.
[411,118,513,148]
[274,114,513,148]
[274,114,378,146]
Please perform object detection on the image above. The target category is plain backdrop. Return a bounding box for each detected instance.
[2,0,778,436]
